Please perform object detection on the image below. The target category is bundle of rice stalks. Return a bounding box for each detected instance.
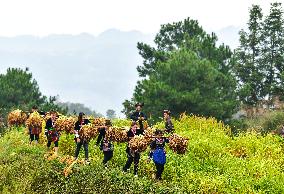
[143,121,149,129]
[54,116,66,132]
[53,116,77,133]
[92,118,106,127]
[7,109,27,126]
[129,135,149,152]
[168,134,188,154]
[65,117,77,134]
[143,127,155,144]
[59,155,75,165]
[25,111,43,129]
[105,127,128,143]
[79,124,98,141]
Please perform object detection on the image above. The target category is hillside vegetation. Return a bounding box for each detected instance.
[1,114,284,193]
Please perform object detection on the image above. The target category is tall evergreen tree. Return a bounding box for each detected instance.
[0,67,66,117]
[234,5,264,106]
[262,2,284,102]
[123,18,237,121]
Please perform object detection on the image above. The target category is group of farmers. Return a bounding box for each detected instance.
[27,103,175,180]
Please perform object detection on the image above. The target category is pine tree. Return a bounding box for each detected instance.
[234,5,264,106]
[262,2,284,103]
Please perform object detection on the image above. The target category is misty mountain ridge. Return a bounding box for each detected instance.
[0,27,240,116]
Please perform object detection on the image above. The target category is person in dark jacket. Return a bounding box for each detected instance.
[74,112,91,164]
[101,133,114,168]
[149,130,169,180]
[164,110,174,133]
[96,119,111,146]
[28,106,39,144]
[96,119,114,167]
[123,121,140,176]
[130,102,147,134]
[45,111,60,155]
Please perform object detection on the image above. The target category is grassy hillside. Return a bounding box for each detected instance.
[1,114,284,193]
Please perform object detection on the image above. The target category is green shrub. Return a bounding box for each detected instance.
[0,115,284,193]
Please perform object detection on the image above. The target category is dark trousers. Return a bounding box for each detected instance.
[103,151,113,165]
[74,140,89,160]
[30,134,39,142]
[123,149,140,175]
[47,141,58,148]
[155,162,165,180]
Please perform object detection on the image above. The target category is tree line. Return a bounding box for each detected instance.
[123,2,284,121]
[0,68,67,118]
[1,3,283,123]
[0,68,116,121]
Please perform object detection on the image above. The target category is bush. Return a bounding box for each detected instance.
[226,119,248,134]
[0,115,284,193]
[262,111,284,133]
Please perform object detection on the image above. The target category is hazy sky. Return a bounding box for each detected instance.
[0,0,282,116]
[0,0,280,37]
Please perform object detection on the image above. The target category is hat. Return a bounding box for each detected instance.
[155,129,163,135]
[163,110,171,115]
[135,102,144,107]
[131,121,138,126]
[105,119,112,126]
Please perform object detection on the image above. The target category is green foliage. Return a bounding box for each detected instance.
[124,18,238,121]
[229,111,284,134]
[234,3,284,106]
[121,99,135,118]
[262,111,284,132]
[41,96,68,115]
[1,115,284,193]
[0,68,66,120]
[106,109,116,119]
[0,67,44,111]
[136,49,237,121]
[262,2,284,100]
[57,101,103,117]
[226,119,249,134]
[234,5,265,106]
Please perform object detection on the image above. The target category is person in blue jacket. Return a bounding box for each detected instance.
[149,129,169,180]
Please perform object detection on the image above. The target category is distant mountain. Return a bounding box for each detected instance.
[0,27,240,117]
[0,29,154,117]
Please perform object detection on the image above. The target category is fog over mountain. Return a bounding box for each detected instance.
[0,27,240,116]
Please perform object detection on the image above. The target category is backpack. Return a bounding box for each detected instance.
[153,148,166,164]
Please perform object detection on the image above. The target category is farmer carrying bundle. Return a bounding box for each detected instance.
[123,121,142,176]
[45,111,60,155]
[74,112,92,164]
[26,106,44,144]
[130,102,147,134]
[148,130,169,180]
